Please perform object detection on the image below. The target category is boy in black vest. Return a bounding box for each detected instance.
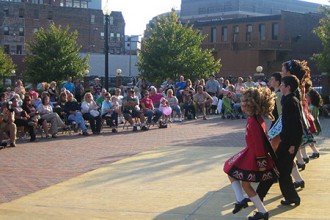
[257,75,303,206]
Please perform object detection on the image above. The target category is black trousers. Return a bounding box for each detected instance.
[83,113,102,133]
[103,112,118,127]
[15,119,36,141]
[257,142,300,201]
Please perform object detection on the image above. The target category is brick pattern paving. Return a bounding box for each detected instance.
[0,117,329,203]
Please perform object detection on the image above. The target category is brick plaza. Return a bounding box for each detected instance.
[0,117,329,219]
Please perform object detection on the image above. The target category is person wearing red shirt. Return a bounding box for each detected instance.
[141,91,162,124]
[223,87,277,220]
[149,86,163,108]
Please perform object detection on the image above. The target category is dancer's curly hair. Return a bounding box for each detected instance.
[282,59,311,86]
[241,87,275,121]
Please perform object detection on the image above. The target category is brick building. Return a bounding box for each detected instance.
[0,0,125,76]
[192,11,323,77]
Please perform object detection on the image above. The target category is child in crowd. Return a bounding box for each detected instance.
[211,95,218,114]
[111,96,120,114]
[158,97,170,128]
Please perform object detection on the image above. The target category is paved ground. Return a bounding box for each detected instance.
[0,117,246,203]
[0,116,329,219]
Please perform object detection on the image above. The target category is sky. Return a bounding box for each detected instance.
[102,0,330,36]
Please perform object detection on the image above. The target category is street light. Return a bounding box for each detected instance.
[116,68,122,76]
[102,0,111,90]
[116,68,122,88]
[256,66,263,73]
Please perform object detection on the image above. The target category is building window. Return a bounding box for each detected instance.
[19,27,24,36]
[4,26,9,35]
[34,9,39,19]
[32,0,44,3]
[4,45,10,54]
[221,26,228,42]
[48,11,53,20]
[210,27,216,43]
[259,24,266,41]
[233,25,239,42]
[16,45,23,55]
[116,33,121,38]
[19,8,24,18]
[66,0,73,7]
[110,32,115,41]
[33,28,39,33]
[81,1,87,8]
[116,48,121,54]
[272,23,279,40]
[91,15,95,24]
[60,0,64,6]
[73,0,80,8]
[246,25,252,41]
[100,32,104,37]
[110,16,114,25]
[110,49,114,54]
[4,8,9,17]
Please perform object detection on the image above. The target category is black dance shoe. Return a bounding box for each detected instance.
[294,180,305,189]
[296,162,305,170]
[248,212,269,220]
[280,198,300,206]
[232,198,249,214]
[303,157,310,163]
[309,152,320,159]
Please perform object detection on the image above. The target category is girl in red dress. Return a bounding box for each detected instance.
[223,87,277,220]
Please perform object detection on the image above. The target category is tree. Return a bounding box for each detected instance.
[138,11,221,85]
[0,47,15,84]
[25,24,89,84]
[314,5,330,73]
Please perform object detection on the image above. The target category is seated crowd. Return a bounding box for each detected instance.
[0,75,264,148]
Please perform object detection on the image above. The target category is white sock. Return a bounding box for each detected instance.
[250,195,267,213]
[296,150,304,164]
[301,147,308,158]
[291,164,303,182]
[310,143,319,154]
[231,181,245,202]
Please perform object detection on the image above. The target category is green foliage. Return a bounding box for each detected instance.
[25,24,89,83]
[0,47,15,80]
[138,11,221,85]
[314,5,330,73]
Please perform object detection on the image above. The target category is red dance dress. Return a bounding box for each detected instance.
[223,116,277,182]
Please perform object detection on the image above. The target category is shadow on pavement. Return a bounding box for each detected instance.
[153,184,294,220]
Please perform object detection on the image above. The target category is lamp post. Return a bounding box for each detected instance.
[102,1,111,90]
[254,66,264,77]
[116,68,122,88]
[11,70,16,87]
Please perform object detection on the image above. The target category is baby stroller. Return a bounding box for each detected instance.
[222,96,239,119]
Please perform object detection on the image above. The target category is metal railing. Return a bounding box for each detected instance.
[203,40,291,51]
